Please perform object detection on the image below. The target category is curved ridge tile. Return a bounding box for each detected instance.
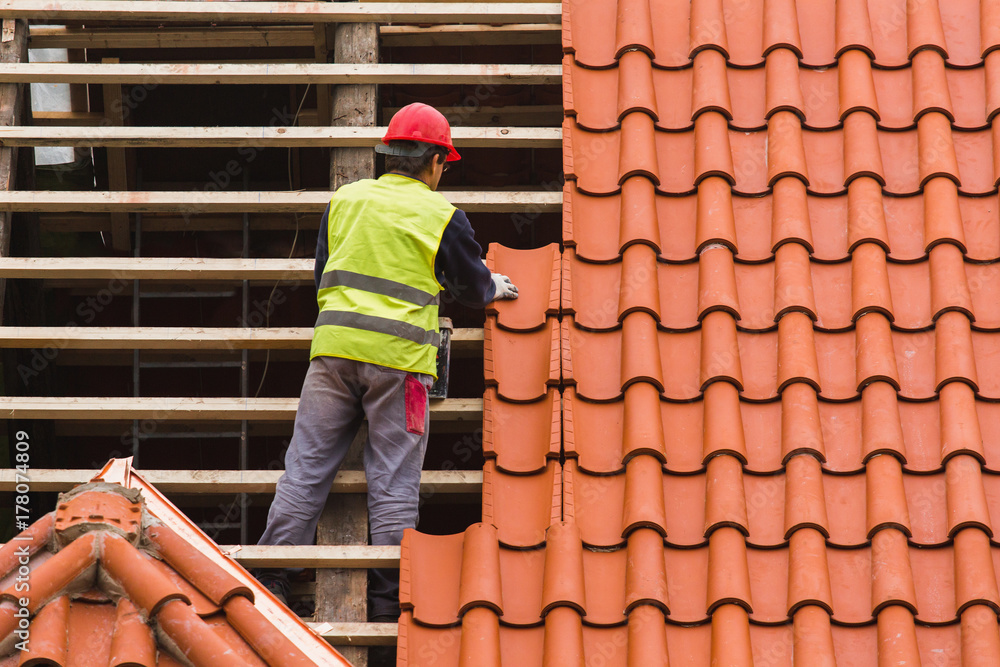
[768,111,810,188]
[703,381,749,463]
[865,454,913,539]
[781,382,826,464]
[846,177,889,253]
[792,604,837,662]
[697,176,739,254]
[839,50,880,122]
[761,0,802,58]
[564,58,618,132]
[987,51,1000,122]
[483,388,559,474]
[861,381,907,463]
[855,313,900,393]
[487,243,561,331]
[953,527,1000,613]
[770,177,815,253]
[693,112,735,187]
[484,317,560,402]
[562,388,623,474]
[692,50,733,122]
[542,607,585,663]
[624,528,669,613]
[457,607,502,666]
[483,460,559,549]
[700,310,745,393]
[939,382,985,465]
[876,605,921,664]
[617,315,664,396]
[623,454,669,539]
[852,242,895,322]
[928,242,974,322]
[912,49,953,122]
[704,454,749,539]
[620,114,661,187]
[541,522,586,616]
[959,604,1000,662]
[622,382,668,465]
[917,114,961,189]
[564,461,624,549]
[689,0,730,60]
[622,176,665,257]
[17,595,69,665]
[697,244,741,321]
[777,311,821,393]
[618,50,658,123]
[944,454,993,538]
[706,527,753,614]
[784,454,831,540]
[834,0,875,58]
[936,310,978,393]
[563,251,624,331]
[843,113,885,187]
[620,244,662,323]
[614,0,654,59]
[562,0,617,67]
[870,528,919,615]
[906,0,948,59]
[922,178,967,254]
[786,529,835,616]
[711,605,754,664]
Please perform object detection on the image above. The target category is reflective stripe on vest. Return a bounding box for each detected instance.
[310,174,454,377]
[318,269,440,307]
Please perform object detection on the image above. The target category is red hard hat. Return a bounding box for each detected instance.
[380,103,461,162]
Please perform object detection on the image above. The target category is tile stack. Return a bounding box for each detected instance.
[401,0,1000,663]
[0,474,345,666]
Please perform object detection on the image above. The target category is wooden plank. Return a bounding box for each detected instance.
[0,468,483,493]
[223,544,400,568]
[380,22,559,46]
[309,622,397,646]
[4,1,561,23]
[0,326,483,352]
[0,257,313,280]
[0,190,560,213]
[0,62,560,85]
[28,26,316,50]
[0,396,482,421]
[101,57,130,252]
[0,125,561,148]
[29,24,557,49]
[30,111,104,126]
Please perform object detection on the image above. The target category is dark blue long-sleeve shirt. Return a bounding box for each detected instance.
[315,203,496,308]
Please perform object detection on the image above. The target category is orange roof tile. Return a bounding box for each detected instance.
[0,459,347,667]
[401,0,1000,663]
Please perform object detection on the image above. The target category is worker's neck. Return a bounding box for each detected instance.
[388,170,433,187]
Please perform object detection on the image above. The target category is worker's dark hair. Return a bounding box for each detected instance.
[384,141,449,176]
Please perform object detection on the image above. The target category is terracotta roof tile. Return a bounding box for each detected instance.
[0,465,344,666]
[400,0,1000,662]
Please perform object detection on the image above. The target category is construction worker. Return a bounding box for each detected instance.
[256,103,518,622]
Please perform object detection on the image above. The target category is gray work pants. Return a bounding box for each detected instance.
[259,355,432,616]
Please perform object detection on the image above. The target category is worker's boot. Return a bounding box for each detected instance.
[253,568,291,608]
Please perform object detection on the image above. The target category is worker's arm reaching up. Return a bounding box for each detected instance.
[315,204,517,307]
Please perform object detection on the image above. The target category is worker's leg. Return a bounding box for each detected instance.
[359,363,433,618]
[259,356,364,547]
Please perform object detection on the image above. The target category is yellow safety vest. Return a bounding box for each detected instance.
[311,173,454,377]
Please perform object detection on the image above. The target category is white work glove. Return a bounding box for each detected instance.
[491,273,518,300]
